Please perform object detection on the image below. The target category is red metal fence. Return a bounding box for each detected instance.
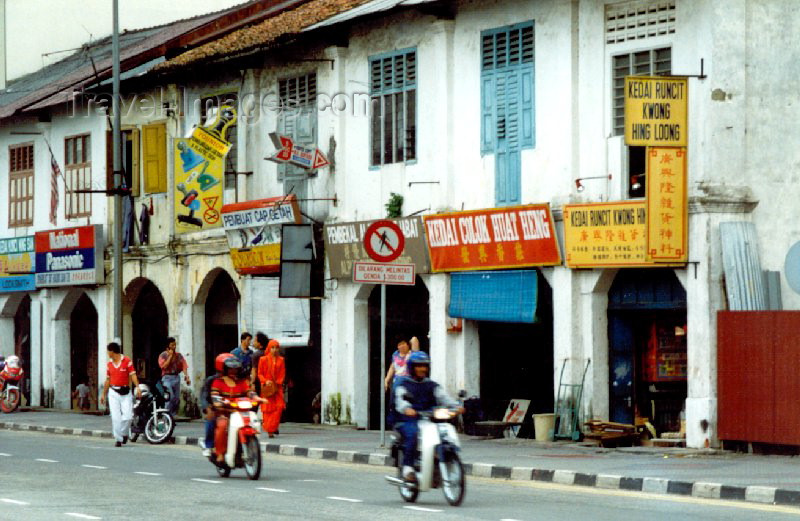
[718,311,800,445]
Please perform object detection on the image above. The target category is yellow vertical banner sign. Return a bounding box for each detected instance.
[646,147,688,262]
[173,106,236,235]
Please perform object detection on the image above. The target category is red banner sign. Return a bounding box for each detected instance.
[423,204,561,272]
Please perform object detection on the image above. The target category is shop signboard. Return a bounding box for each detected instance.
[173,106,236,235]
[646,147,688,262]
[422,204,560,273]
[563,201,649,268]
[266,133,329,170]
[0,236,35,292]
[624,76,688,147]
[324,217,430,279]
[221,195,302,275]
[353,262,415,285]
[35,225,104,287]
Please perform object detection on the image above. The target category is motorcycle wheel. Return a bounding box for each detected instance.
[243,436,262,480]
[144,412,174,444]
[396,452,419,503]
[0,389,20,413]
[440,450,465,506]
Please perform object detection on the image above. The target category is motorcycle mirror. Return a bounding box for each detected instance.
[458,390,467,399]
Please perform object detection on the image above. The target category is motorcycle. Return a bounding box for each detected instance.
[130,382,174,444]
[385,404,466,506]
[209,395,262,480]
[0,357,24,413]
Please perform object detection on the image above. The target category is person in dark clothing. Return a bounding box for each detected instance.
[394,351,462,482]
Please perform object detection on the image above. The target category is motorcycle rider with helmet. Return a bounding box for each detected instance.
[198,353,233,457]
[394,351,463,483]
[209,355,264,466]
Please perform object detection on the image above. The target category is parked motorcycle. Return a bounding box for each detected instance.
[385,404,466,506]
[209,395,262,480]
[130,382,174,444]
[0,355,24,413]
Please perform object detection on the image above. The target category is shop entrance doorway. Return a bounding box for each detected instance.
[132,281,168,382]
[13,295,31,405]
[367,277,429,429]
[70,293,97,409]
[608,269,687,435]
[204,270,239,377]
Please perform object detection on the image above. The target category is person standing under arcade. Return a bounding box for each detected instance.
[258,339,285,438]
[100,342,141,447]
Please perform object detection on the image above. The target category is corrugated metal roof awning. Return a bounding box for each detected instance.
[302,0,436,32]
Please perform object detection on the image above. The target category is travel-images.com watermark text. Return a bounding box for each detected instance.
[66,88,378,122]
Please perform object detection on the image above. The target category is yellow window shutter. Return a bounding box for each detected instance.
[142,123,167,193]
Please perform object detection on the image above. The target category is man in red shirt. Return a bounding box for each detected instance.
[100,342,141,447]
[157,337,190,418]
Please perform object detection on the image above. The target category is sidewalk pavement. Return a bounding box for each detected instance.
[3,408,800,507]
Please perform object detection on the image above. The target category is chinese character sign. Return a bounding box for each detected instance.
[624,76,688,147]
[563,201,649,268]
[174,106,236,235]
[646,147,688,262]
[422,204,560,272]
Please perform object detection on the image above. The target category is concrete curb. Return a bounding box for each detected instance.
[3,420,799,508]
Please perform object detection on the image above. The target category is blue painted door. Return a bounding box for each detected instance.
[608,314,635,424]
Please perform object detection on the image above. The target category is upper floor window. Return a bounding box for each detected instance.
[8,143,34,227]
[65,134,92,218]
[278,73,317,181]
[611,47,671,136]
[370,49,416,166]
[201,93,238,187]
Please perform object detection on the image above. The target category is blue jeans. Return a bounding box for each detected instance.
[395,419,419,467]
[204,418,215,449]
[161,374,181,417]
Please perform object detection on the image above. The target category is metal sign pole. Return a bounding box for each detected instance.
[112,0,122,342]
[380,283,386,447]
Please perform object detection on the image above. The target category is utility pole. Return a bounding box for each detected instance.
[112,0,122,341]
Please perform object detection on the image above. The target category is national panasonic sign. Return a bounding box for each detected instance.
[35,225,105,287]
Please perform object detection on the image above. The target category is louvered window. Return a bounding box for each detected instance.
[611,47,671,136]
[9,143,34,227]
[606,0,676,45]
[65,134,92,218]
[369,49,416,166]
[480,23,535,156]
[278,73,318,180]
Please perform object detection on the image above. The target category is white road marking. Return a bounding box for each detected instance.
[404,506,443,513]
[133,472,161,476]
[191,478,221,484]
[1,498,30,505]
[298,479,319,482]
[0,453,11,457]
[81,465,107,469]
[500,519,524,521]
[35,458,58,463]
[65,514,101,520]
[326,496,363,503]
[257,487,288,493]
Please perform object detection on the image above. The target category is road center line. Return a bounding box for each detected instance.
[257,487,288,493]
[191,478,221,484]
[35,458,58,463]
[326,496,363,503]
[81,465,107,469]
[1,498,30,505]
[298,479,319,482]
[0,453,11,457]
[65,513,101,520]
[404,506,442,512]
[133,472,162,476]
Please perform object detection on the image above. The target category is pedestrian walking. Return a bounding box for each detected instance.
[250,332,269,394]
[231,332,255,378]
[258,339,285,438]
[384,336,412,428]
[157,337,190,418]
[100,342,141,447]
[72,379,91,411]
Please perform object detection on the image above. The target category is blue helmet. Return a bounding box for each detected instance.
[407,351,430,368]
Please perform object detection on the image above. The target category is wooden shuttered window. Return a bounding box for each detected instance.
[65,134,92,218]
[142,123,166,193]
[369,50,416,166]
[106,129,141,196]
[8,143,34,227]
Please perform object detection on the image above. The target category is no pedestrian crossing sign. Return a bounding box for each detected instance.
[363,220,405,262]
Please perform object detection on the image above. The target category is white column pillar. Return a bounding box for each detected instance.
[30,294,43,406]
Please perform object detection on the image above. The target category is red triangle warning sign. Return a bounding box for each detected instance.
[312,150,330,170]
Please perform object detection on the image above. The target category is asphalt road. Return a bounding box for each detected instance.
[1,430,800,521]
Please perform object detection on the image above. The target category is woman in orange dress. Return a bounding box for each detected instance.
[258,339,285,438]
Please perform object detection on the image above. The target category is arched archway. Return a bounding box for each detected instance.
[131,281,168,383]
[367,276,430,429]
[70,294,97,409]
[202,270,240,377]
[607,268,687,432]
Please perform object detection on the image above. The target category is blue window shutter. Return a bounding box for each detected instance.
[481,74,495,154]
[520,67,534,148]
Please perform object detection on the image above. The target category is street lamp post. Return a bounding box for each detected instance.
[112,0,122,341]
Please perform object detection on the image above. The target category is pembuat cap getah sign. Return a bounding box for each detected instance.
[35,225,105,287]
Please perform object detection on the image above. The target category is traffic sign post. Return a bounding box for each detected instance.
[355,220,408,446]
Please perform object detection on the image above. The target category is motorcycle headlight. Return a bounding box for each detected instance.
[433,408,453,421]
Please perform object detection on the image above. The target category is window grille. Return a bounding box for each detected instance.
[278,73,318,180]
[8,143,34,227]
[369,49,416,166]
[611,47,671,135]
[605,0,676,44]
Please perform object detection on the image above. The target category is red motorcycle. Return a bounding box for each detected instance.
[0,355,24,413]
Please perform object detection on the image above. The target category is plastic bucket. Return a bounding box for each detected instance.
[533,413,556,442]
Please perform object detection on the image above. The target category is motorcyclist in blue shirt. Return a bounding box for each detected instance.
[394,351,463,483]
